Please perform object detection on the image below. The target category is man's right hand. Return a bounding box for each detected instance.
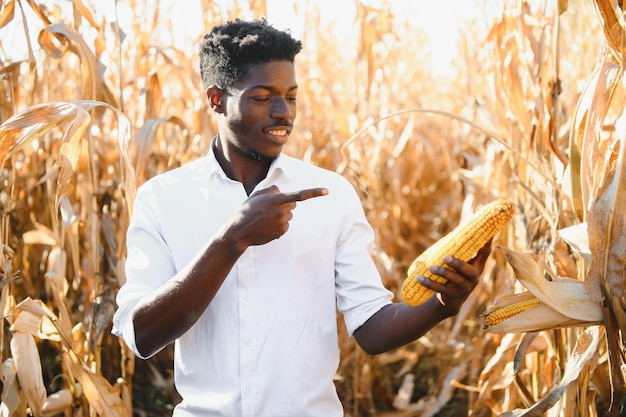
[229,185,329,247]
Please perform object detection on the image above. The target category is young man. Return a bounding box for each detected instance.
[112,18,490,417]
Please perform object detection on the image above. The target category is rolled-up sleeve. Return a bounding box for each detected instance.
[333,180,393,336]
[112,182,177,359]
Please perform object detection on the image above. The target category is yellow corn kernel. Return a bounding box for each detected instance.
[482,297,542,328]
[401,199,515,306]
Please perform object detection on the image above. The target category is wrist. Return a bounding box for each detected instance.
[434,294,460,317]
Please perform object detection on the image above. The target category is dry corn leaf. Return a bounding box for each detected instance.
[44,271,75,350]
[1,358,25,415]
[0,100,135,215]
[0,102,75,164]
[0,101,89,215]
[71,322,88,359]
[567,75,592,221]
[38,22,99,101]
[23,0,53,27]
[10,309,60,342]
[46,246,68,296]
[145,72,163,120]
[41,388,73,417]
[585,112,626,305]
[557,223,591,264]
[70,0,99,29]
[88,296,116,354]
[10,332,47,416]
[579,51,622,216]
[592,0,625,58]
[133,116,187,185]
[14,297,73,351]
[499,326,600,416]
[63,350,129,417]
[21,223,60,246]
[0,0,15,29]
[58,195,81,279]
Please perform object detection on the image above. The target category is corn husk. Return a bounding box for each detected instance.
[481,247,603,333]
[10,333,47,416]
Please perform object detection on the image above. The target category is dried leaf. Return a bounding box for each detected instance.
[63,350,129,417]
[15,297,73,351]
[0,0,16,29]
[21,224,60,247]
[0,102,77,164]
[558,223,591,263]
[0,100,135,218]
[10,309,60,342]
[145,72,163,120]
[70,0,99,28]
[592,0,625,58]
[23,0,53,27]
[133,116,186,185]
[10,332,47,415]
[38,22,99,101]
[89,296,116,354]
[1,358,25,415]
[585,112,626,304]
[499,326,600,416]
[579,52,622,215]
[41,389,73,417]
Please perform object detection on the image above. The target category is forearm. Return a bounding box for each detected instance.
[132,232,245,357]
[353,297,458,355]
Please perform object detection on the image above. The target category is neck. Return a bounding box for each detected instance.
[212,138,272,195]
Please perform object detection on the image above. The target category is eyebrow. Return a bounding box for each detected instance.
[250,84,298,92]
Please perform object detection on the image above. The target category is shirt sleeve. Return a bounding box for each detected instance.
[333,178,394,336]
[111,182,177,359]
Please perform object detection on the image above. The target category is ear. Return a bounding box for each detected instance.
[206,86,227,114]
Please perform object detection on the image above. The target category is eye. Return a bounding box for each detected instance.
[287,96,297,102]
[252,97,270,103]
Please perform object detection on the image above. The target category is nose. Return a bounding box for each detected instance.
[270,97,295,120]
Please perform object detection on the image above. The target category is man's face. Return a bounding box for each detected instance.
[220,60,298,160]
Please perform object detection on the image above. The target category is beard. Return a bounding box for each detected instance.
[226,115,280,162]
[247,150,275,162]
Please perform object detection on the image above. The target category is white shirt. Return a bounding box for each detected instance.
[112,147,393,417]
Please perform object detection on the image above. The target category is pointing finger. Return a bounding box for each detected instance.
[278,188,329,203]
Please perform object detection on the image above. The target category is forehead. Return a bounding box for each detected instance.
[234,60,297,90]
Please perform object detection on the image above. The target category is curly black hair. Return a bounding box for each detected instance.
[198,18,302,90]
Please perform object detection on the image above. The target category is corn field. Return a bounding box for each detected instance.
[0,0,625,416]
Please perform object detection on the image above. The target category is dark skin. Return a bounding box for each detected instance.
[132,60,489,358]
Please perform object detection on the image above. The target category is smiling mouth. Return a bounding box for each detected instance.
[266,128,290,142]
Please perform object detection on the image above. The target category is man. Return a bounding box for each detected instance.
[112,18,489,417]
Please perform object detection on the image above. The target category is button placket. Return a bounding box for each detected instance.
[238,247,257,417]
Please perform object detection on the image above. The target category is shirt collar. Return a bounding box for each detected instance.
[201,137,293,183]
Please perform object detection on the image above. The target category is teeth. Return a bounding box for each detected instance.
[268,130,287,136]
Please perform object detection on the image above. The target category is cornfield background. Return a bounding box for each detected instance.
[0,0,625,415]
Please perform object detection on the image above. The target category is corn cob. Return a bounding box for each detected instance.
[482,296,541,328]
[401,199,514,306]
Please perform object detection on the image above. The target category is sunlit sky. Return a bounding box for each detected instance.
[1,0,502,79]
[155,0,492,78]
